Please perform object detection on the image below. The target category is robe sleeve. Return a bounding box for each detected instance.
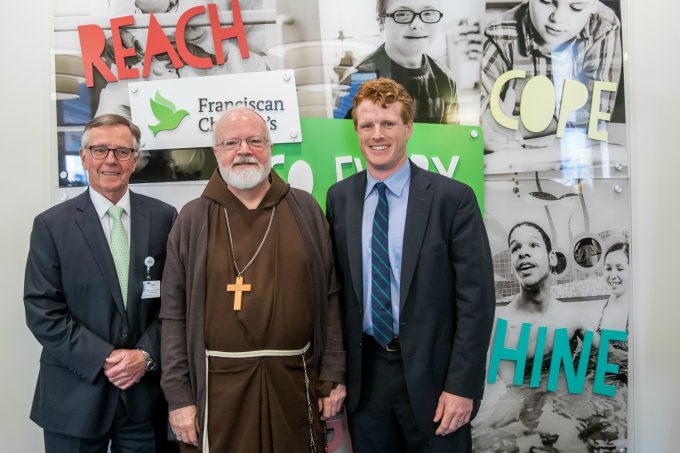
[161,213,196,411]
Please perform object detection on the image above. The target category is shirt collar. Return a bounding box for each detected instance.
[89,188,131,220]
[364,159,411,200]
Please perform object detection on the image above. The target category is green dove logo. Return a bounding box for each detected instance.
[148,91,189,136]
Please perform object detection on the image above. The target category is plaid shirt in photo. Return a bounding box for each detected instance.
[481,1,622,129]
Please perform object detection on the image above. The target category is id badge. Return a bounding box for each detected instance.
[141,280,161,299]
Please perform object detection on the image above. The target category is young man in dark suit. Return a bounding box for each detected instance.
[24,114,177,452]
[326,78,495,452]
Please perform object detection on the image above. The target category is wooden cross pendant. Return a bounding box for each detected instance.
[226,275,251,311]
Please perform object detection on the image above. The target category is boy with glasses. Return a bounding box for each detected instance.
[336,0,459,124]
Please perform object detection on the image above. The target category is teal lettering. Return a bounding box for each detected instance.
[548,329,592,394]
[529,326,547,388]
[487,318,530,386]
[593,329,627,396]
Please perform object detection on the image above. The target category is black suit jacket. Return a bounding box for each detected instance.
[24,190,177,438]
[326,161,495,433]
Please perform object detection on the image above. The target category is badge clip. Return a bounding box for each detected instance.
[144,256,155,280]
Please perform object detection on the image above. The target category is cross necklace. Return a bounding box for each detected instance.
[224,206,276,310]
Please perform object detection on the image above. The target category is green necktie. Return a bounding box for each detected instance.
[107,205,129,308]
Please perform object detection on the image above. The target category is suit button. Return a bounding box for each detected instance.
[359,341,362,347]
[122,330,128,338]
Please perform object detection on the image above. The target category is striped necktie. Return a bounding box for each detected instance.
[371,182,394,347]
[107,205,129,308]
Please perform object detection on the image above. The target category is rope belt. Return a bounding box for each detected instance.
[203,342,316,452]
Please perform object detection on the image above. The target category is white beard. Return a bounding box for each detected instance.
[219,155,271,190]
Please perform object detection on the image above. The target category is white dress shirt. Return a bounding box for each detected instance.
[89,188,131,245]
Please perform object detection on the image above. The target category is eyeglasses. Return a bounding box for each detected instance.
[382,9,443,25]
[87,146,137,161]
[215,136,269,152]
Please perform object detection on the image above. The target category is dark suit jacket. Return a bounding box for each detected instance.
[326,161,495,433]
[24,189,177,438]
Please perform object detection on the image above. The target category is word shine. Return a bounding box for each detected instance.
[487,318,627,397]
[78,1,249,87]
[489,70,618,142]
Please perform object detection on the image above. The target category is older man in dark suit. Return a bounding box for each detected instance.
[24,114,177,453]
[326,78,495,452]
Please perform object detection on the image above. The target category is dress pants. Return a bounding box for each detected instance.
[44,397,155,453]
[348,335,471,453]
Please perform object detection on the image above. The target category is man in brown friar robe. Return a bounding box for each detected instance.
[160,108,346,452]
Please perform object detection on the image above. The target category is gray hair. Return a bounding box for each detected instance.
[212,108,271,147]
[81,114,141,151]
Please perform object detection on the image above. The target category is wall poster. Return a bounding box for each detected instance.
[51,1,630,452]
[477,178,630,452]
[476,0,629,452]
[53,0,485,188]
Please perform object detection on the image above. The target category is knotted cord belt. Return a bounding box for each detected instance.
[203,342,317,452]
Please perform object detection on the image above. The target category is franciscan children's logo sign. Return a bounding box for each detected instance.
[128,70,302,150]
[148,91,189,136]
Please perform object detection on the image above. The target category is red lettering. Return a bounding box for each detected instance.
[78,24,117,88]
[78,3,253,85]
[176,6,212,69]
[209,1,249,65]
[142,14,185,78]
[110,16,139,80]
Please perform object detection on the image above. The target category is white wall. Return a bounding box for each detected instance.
[627,0,680,451]
[0,3,52,451]
[1,1,679,451]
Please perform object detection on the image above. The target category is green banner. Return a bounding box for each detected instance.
[272,117,485,211]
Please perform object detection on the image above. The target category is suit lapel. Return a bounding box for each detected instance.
[128,192,150,315]
[399,163,433,310]
[347,173,367,309]
[74,192,127,318]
